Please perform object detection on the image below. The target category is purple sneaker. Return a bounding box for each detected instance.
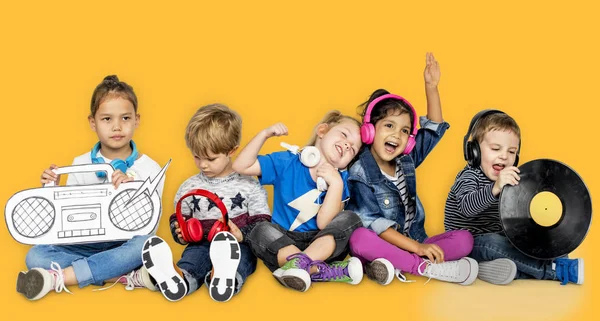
[310,257,363,285]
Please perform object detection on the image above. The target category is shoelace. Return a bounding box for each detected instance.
[94,270,144,291]
[418,260,459,285]
[285,253,312,271]
[50,262,72,294]
[394,269,415,283]
[311,261,348,281]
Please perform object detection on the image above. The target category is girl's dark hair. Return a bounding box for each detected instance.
[90,75,138,117]
[358,88,414,131]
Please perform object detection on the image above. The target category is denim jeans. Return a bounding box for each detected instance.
[25,235,151,288]
[470,233,557,280]
[177,241,256,295]
[247,210,363,272]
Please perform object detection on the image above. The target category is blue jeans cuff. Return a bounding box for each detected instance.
[71,258,96,287]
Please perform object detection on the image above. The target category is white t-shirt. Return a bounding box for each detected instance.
[66,151,165,199]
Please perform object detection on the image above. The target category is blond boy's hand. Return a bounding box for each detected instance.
[227,220,243,242]
[173,221,189,244]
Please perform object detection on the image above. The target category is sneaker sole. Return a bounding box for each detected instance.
[366,258,394,286]
[347,257,364,285]
[209,232,241,302]
[16,269,51,300]
[478,258,517,285]
[142,236,187,302]
[459,257,479,286]
[281,274,310,292]
[274,268,311,292]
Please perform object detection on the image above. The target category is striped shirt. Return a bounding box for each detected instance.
[444,166,503,235]
[381,161,416,236]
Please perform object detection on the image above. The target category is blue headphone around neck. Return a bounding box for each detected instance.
[90,140,138,178]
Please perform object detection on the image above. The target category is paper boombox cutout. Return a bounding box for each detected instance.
[4,161,170,245]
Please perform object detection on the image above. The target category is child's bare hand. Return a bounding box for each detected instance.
[227,220,243,242]
[316,163,342,188]
[417,243,445,263]
[264,123,288,138]
[41,164,60,186]
[424,52,441,88]
[111,170,134,189]
[492,166,520,196]
[173,221,188,244]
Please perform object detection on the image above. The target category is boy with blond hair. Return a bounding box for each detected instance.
[144,104,271,302]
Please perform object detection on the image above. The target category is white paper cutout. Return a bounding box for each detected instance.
[4,160,170,245]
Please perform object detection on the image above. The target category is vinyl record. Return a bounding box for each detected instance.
[500,159,592,259]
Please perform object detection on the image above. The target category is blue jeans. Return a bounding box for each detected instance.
[470,233,557,280]
[177,241,256,295]
[25,235,151,288]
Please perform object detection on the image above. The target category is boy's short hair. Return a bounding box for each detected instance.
[472,112,521,143]
[185,104,242,158]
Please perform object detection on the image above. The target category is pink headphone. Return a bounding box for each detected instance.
[360,93,419,154]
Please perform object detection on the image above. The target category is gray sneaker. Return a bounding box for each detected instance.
[478,259,517,285]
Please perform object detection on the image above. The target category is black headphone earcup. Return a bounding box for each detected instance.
[466,141,481,168]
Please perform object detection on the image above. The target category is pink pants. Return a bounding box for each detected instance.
[349,227,473,275]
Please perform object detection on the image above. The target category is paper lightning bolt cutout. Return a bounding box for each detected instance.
[125,159,171,207]
[288,189,322,231]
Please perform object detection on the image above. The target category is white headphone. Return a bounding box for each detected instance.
[281,142,328,191]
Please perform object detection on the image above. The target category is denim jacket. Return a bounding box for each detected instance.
[346,116,450,243]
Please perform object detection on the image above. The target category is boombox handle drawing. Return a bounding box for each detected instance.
[43,164,115,187]
[5,160,170,245]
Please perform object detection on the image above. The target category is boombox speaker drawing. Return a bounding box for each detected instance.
[4,160,170,245]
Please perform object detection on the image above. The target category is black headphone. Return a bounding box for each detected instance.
[463,109,520,168]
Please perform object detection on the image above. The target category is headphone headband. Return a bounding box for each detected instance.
[91,140,138,166]
[363,94,418,137]
[176,189,229,223]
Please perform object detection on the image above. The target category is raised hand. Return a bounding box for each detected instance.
[264,123,289,139]
[424,52,441,88]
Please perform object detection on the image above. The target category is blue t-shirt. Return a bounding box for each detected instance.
[258,151,350,232]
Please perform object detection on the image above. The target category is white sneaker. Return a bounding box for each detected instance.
[121,267,157,291]
[142,236,187,302]
[209,231,241,302]
[16,262,72,300]
[418,257,478,285]
[365,258,395,285]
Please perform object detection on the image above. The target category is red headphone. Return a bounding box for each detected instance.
[175,189,230,243]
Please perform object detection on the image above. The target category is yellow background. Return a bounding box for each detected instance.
[1,1,598,320]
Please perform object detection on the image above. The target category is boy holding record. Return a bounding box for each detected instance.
[444,110,584,285]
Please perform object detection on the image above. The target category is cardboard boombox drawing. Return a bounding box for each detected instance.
[4,160,170,245]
